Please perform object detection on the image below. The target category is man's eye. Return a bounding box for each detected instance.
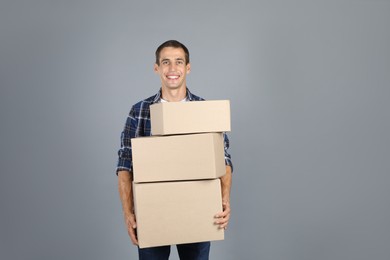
[162,61,169,65]
[177,61,184,65]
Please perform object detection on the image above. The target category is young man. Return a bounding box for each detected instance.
[116,40,233,260]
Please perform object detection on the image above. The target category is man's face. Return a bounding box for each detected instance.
[154,47,190,91]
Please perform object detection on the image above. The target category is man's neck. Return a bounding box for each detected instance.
[161,86,187,102]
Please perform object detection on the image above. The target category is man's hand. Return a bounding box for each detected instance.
[214,201,231,230]
[126,213,138,245]
[118,170,138,246]
[215,165,232,230]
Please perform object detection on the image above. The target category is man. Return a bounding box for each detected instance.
[116,40,233,260]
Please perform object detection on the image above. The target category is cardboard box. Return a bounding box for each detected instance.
[150,100,231,135]
[133,179,224,248]
[131,133,226,183]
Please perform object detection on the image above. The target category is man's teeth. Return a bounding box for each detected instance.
[167,76,179,79]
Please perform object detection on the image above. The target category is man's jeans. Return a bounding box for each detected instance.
[138,242,210,260]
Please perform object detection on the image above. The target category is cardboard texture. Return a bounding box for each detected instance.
[131,133,226,183]
[133,179,224,249]
[150,100,231,135]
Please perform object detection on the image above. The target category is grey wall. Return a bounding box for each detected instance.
[1,0,389,259]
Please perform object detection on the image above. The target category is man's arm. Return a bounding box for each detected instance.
[215,165,232,229]
[118,170,138,245]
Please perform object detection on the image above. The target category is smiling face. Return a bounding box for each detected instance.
[154,47,191,92]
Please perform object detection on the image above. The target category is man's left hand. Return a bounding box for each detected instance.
[214,201,231,230]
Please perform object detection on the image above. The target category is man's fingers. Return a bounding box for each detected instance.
[214,212,230,226]
[215,201,231,229]
[126,215,139,245]
[128,226,139,245]
[215,208,230,218]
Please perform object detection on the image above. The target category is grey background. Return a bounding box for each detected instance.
[1,0,389,259]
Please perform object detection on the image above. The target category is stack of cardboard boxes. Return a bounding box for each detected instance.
[131,100,231,249]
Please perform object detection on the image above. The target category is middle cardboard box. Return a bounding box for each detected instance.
[131,132,226,183]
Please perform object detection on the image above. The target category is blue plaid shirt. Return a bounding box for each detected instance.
[116,88,233,174]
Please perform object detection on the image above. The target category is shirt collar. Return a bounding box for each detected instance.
[152,87,194,103]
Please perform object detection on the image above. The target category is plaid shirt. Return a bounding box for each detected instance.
[116,88,233,174]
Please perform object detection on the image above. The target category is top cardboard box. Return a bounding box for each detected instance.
[150,100,231,135]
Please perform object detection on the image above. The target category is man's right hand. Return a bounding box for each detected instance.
[118,170,138,246]
[126,213,138,245]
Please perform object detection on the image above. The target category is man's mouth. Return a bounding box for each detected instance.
[166,75,179,79]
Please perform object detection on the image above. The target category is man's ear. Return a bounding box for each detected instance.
[154,63,159,74]
[186,63,191,74]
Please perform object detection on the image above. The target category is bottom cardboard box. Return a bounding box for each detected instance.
[133,179,224,248]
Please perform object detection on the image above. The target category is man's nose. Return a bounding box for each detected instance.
[168,63,177,71]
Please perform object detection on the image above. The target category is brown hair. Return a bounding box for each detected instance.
[155,40,190,65]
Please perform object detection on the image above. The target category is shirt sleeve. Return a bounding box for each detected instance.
[223,132,234,173]
[116,106,137,174]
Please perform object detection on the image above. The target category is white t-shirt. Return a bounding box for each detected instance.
[160,97,188,103]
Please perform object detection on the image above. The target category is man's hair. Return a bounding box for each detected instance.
[155,40,190,65]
